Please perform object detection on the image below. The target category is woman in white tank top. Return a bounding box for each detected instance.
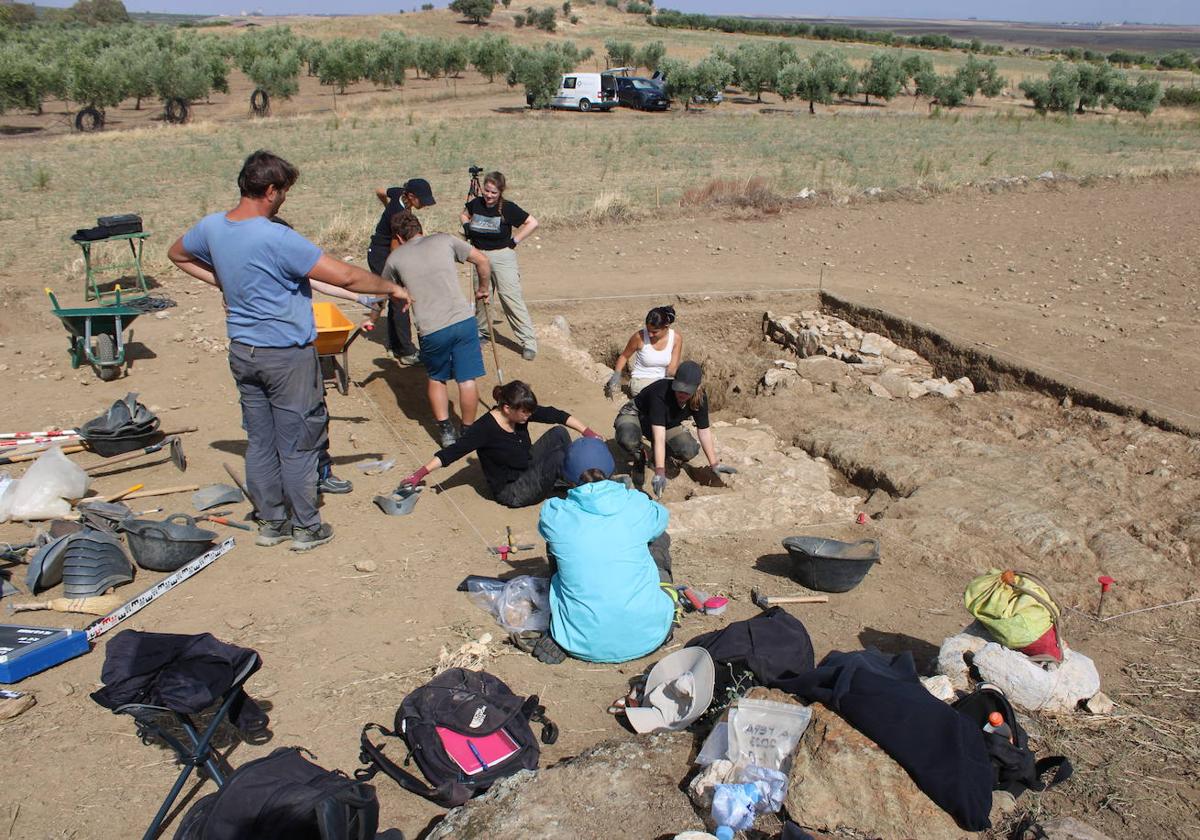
[605,306,684,398]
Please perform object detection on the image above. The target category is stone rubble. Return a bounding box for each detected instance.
[938,628,1105,714]
[665,420,860,537]
[761,311,973,401]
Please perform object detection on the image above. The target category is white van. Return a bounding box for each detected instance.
[549,72,618,112]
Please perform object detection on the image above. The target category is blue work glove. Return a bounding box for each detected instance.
[713,463,738,475]
[651,470,668,499]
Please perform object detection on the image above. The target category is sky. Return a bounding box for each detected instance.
[50,1,1200,26]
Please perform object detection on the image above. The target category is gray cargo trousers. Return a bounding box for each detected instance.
[228,341,328,530]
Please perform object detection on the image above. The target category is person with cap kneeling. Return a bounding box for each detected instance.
[367,177,436,365]
[532,437,678,665]
[613,359,737,498]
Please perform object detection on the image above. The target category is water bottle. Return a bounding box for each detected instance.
[711,782,761,840]
[982,711,1012,742]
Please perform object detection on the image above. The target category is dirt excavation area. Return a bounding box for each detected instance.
[1,177,1199,839]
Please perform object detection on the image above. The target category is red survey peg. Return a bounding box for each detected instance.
[1097,575,1116,618]
[856,512,869,525]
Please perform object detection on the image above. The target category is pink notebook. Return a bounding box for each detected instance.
[436,726,521,775]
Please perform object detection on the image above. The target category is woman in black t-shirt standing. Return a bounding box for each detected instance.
[461,171,540,361]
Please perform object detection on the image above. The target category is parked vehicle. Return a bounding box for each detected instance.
[527,72,618,111]
[615,77,670,111]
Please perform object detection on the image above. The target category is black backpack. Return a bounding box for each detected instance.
[357,668,558,808]
[173,747,379,840]
[953,683,1073,798]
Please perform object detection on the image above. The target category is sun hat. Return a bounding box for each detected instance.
[561,437,615,484]
[625,647,715,734]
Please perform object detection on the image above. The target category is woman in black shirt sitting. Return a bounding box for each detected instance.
[400,381,602,508]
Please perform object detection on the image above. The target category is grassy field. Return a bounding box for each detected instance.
[5,97,1200,288]
[4,7,1200,292]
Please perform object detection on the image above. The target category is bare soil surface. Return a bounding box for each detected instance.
[1,177,1198,839]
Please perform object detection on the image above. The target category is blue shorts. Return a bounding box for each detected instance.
[420,318,485,383]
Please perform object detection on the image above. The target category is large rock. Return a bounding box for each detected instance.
[794,356,851,384]
[938,629,1102,713]
[972,642,1101,713]
[786,703,981,840]
[426,732,702,839]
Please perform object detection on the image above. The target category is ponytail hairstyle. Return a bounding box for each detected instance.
[687,385,706,413]
[483,171,506,212]
[645,305,676,329]
[493,380,537,412]
[577,468,609,484]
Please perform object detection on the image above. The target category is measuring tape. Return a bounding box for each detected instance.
[85,537,235,643]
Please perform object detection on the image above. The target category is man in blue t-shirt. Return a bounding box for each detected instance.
[168,150,408,552]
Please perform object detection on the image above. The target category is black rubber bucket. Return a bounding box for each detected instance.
[122,514,215,572]
[782,536,880,593]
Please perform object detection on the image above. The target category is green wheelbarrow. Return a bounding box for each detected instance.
[47,287,141,381]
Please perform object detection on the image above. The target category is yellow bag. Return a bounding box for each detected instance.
[963,569,1061,651]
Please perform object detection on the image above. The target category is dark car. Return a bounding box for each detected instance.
[614,77,670,111]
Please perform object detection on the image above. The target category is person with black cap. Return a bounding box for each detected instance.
[368,178,436,365]
[613,360,737,498]
[530,436,677,664]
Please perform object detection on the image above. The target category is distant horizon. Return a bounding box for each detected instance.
[32,1,1200,28]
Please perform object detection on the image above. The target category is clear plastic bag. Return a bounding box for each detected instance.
[727,698,812,774]
[2,446,90,522]
[466,575,551,633]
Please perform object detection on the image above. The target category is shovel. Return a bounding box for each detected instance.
[0,427,197,466]
[85,436,187,475]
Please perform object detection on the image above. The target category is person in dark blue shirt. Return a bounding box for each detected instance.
[368,178,435,365]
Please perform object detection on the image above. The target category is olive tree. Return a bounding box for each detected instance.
[449,0,495,24]
[470,34,513,83]
[860,51,903,105]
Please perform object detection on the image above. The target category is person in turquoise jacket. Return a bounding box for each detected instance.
[537,437,676,664]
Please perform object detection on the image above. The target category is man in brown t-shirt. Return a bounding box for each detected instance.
[383,211,492,447]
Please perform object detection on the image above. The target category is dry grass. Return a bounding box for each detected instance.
[681,176,787,213]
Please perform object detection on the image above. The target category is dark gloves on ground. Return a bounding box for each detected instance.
[604,371,622,398]
[533,635,566,665]
[651,470,668,498]
[400,466,430,488]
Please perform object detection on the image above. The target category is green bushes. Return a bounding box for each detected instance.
[1020,61,1162,116]
[1162,86,1200,107]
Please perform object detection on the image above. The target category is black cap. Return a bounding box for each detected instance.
[671,361,702,396]
[402,178,436,207]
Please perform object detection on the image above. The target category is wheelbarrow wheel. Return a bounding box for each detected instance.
[334,358,349,395]
[93,333,120,381]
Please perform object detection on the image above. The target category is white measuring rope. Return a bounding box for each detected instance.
[356,379,495,552]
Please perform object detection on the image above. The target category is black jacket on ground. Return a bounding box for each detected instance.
[90,630,266,733]
[790,649,995,832]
